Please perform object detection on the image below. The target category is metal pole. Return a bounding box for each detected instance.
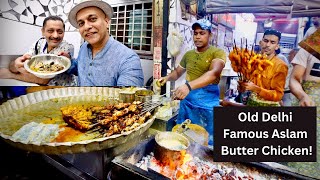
[161,0,169,95]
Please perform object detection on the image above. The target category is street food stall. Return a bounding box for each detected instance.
[0,87,316,180]
[0,87,179,179]
[206,0,320,17]
[1,0,320,179]
[0,87,159,179]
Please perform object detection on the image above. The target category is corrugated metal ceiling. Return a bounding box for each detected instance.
[206,0,320,17]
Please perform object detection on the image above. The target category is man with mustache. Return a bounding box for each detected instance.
[221,29,288,106]
[239,29,288,104]
[158,19,226,145]
[0,16,76,86]
[66,0,144,86]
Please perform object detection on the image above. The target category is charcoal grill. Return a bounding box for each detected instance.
[110,136,316,180]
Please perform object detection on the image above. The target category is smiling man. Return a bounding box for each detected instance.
[0,16,76,85]
[158,19,226,146]
[67,0,144,86]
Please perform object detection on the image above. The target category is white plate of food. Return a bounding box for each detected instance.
[24,54,71,79]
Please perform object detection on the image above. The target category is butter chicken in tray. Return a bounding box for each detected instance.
[0,87,156,154]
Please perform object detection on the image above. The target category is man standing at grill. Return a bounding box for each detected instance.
[158,19,226,146]
[67,0,144,86]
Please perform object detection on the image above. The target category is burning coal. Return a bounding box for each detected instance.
[136,152,254,180]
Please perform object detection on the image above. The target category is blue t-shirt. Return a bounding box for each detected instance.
[69,36,144,86]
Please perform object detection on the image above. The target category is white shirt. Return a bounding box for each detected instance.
[277,53,289,65]
[26,38,77,86]
[291,48,320,82]
[26,38,74,56]
[303,26,317,40]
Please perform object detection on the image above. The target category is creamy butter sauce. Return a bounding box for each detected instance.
[157,139,187,151]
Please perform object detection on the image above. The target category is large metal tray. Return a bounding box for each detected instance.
[0,87,156,154]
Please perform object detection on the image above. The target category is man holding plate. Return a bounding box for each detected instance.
[0,16,76,86]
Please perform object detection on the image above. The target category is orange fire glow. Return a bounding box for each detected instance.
[182,153,193,164]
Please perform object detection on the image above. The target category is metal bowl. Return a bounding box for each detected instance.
[119,91,136,103]
[154,132,190,169]
[135,89,154,102]
[24,54,71,79]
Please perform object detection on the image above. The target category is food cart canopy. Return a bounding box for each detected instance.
[206,0,320,17]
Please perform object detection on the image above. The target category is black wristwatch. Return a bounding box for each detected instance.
[185,82,192,91]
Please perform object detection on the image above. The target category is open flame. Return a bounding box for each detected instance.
[182,153,193,164]
[135,153,254,180]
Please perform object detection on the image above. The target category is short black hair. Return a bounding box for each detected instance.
[263,29,281,41]
[43,16,65,30]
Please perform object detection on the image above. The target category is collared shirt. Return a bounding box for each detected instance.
[303,26,317,40]
[26,38,77,86]
[292,48,320,82]
[254,55,288,101]
[277,53,289,65]
[27,38,74,57]
[70,36,144,86]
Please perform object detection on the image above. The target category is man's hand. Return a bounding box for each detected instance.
[299,95,315,106]
[220,99,245,107]
[241,81,260,93]
[172,84,190,100]
[0,68,14,79]
[12,54,31,74]
[157,76,168,87]
[220,99,232,106]
[58,51,71,59]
